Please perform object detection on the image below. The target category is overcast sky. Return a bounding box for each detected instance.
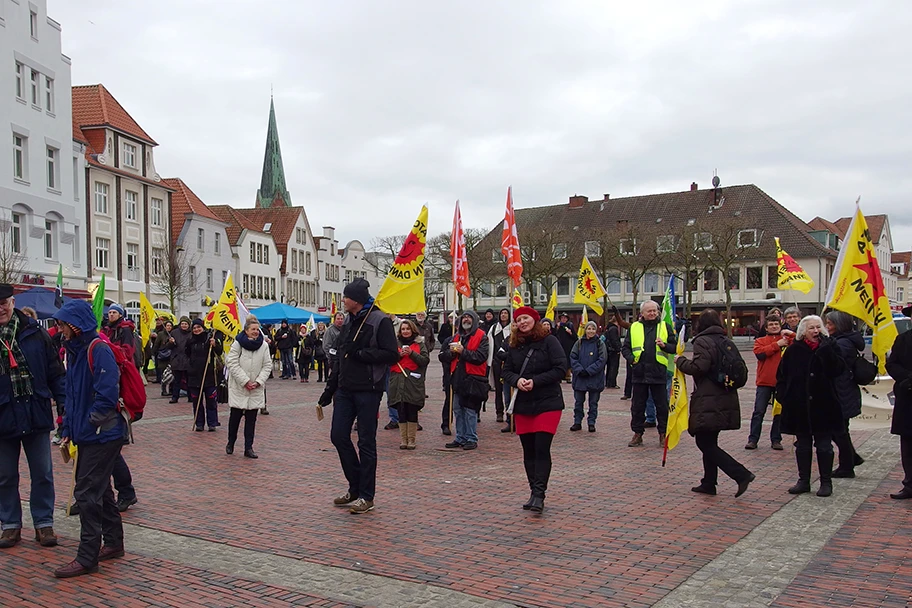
[50,0,912,251]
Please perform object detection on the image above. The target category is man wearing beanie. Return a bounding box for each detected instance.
[439,310,489,451]
[318,278,398,514]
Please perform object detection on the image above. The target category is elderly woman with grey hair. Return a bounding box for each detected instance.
[776,315,845,497]
[825,310,866,477]
[569,321,607,432]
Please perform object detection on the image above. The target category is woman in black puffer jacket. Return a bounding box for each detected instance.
[825,310,865,478]
[501,306,567,514]
[186,319,224,431]
[776,315,845,497]
[676,309,754,498]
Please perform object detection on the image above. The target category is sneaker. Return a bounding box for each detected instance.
[333,491,359,506]
[771,441,783,451]
[444,441,464,449]
[744,441,758,450]
[569,423,582,432]
[117,497,137,513]
[462,442,478,450]
[349,498,375,514]
[51,436,62,446]
[384,421,399,430]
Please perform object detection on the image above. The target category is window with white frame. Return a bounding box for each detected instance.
[291,248,298,273]
[206,268,213,290]
[242,274,249,294]
[15,63,24,100]
[619,238,638,256]
[151,197,162,226]
[264,245,270,264]
[46,146,57,189]
[94,182,109,214]
[43,220,56,259]
[552,243,568,259]
[694,232,713,251]
[44,77,53,113]
[256,243,262,263]
[222,270,228,285]
[29,10,38,38]
[492,249,505,263]
[125,190,138,221]
[557,276,571,296]
[249,242,255,262]
[30,70,38,105]
[72,157,79,200]
[197,228,204,250]
[644,272,660,294]
[305,252,312,274]
[122,142,137,169]
[214,232,220,254]
[298,251,305,274]
[126,243,138,270]
[11,213,22,254]
[606,274,621,294]
[656,235,676,253]
[737,229,758,248]
[95,238,110,269]
[189,266,197,288]
[151,248,164,276]
[584,241,600,258]
[12,134,26,180]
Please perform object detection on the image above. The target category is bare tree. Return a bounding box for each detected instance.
[149,236,200,315]
[592,221,662,313]
[0,226,27,285]
[513,226,578,308]
[702,215,757,336]
[657,221,713,320]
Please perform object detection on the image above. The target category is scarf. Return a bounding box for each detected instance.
[804,338,820,350]
[0,314,33,398]
[236,331,264,351]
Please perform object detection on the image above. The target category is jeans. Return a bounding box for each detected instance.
[694,431,751,487]
[111,454,136,503]
[0,432,55,530]
[453,394,479,444]
[171,369,188,401]
[189,386,219,429]
[388,404,400,424]
[631,383,669,434]
[330,389,382,501]
[154,362,163,384]
[605,352,620,388]
[748,385,782,444]
[280,349,295,378]
[74,441,124,567]
[573,390,601,425]
[227,407,258,451]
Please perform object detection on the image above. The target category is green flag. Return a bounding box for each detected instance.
[661,275,676,372]
[54,264,64,308]
[92,274,106,329]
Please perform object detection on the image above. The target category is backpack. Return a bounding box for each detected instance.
[88,335,147,441]
[710,335,749,392]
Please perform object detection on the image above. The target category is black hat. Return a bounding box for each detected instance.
[559,311,569,319]
[0,284,13,299]
[343,278,371,305]
[192,318,205,328]
[903,305,912,318]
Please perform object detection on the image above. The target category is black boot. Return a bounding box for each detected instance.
[522,460,535,509]
[817,451,834,497]
[788,448,812,494]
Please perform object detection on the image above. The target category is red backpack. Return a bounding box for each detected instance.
[88,335,147,441]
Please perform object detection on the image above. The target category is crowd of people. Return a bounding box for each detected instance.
[1,276,910,579]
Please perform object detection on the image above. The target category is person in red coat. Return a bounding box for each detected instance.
[501,306,567,513]
[746,315,793,450]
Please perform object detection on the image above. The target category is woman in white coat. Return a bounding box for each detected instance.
[225,315,272,458]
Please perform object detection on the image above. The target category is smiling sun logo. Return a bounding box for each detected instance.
[389,219,427,282]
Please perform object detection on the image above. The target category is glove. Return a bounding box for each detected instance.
[318,389,333,407]
[577,370,589,377]
[611,305,620,315]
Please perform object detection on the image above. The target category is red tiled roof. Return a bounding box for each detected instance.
[84,154,174,189]
[825,214,888,245]
[234,207,305,274]
[71,120,88,145]
[72,84,157,145]
[808,216,841,235]
[162,178,224,243]
[893,251,911,265]
[208,205,267,246]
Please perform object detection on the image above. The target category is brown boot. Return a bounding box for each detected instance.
[659,433,666,446]
[628,433,643,447]
[407,422,417,450]
[0,528,21,548]
[399,423,409,449]
[35,527,57,547]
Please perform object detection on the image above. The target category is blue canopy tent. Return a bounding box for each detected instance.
[248,302,330,325]
[13,287,75,319]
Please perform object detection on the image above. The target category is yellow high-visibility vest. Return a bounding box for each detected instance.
[630,321,669,366]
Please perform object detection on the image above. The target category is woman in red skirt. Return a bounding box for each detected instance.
[501,306,568,513]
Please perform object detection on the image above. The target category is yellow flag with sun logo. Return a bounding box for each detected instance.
[376,205,428,315]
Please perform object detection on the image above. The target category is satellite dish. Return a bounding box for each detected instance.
[712,176,721,188]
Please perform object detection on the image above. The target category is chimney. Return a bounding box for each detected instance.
[690,182,698,191]
[568,194,588,209]
[604,193,610,200]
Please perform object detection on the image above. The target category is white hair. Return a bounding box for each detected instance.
[796,315,827,341]
[640,300,659,313]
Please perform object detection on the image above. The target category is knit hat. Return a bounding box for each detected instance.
[343,278,371,305]
[109,303,126,317]
[192,318,205,328]
[179,316,191,326]
[513,306,541,322]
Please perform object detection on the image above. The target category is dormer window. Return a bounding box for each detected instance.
[263,222,272,233]
[122,143,137,168]
[737,229,759,248]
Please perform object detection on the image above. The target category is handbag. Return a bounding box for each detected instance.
[157,348,172,361]
[216,381,229,404]
[852,353,877,385]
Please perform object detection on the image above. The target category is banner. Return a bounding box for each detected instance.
[664,326,689,459]
[545,287,557,323]
[573,255,607,315]
[451,200,471,298]
[205,272,242,339]
[139,293,156,348]
[376,205,428,315]
[511,289,524,310]
[501,187,523,288]
[825,205,898,373]
[775,237,814,294]
[577,306,589,338]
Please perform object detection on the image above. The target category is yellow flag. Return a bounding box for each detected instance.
[511,289,524,309]
[772,398,782,416]
[574,255,606,315]
[825,206,898,373]
[775,237,814,294]
[545,287,557,322]
[376,206,428,315]
[139,293,156,347]
[577,307,588,338]
[665,326,689,451]
[205,272,242,338]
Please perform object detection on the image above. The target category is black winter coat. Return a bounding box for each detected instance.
[603,324,621,353]
[275,326,296,351]
[675,326,741,434]
[887,331,912,436]
[169,328,192,372]
[186,331,224,389]
[621,319,677,384]
[776,338,845,435]
[555,322,576,358]
[501,334,567,416]
[832,331,864,419]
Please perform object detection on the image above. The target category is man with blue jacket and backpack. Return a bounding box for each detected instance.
[53,300,128,578]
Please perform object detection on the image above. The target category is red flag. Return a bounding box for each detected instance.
[451,200,471,298]
[501,186,523,288]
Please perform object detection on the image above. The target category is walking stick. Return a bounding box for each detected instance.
[191,343,214,431]
[65,447,78,517]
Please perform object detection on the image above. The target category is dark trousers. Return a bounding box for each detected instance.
[227,407,258,451]
[395,402,420,423]
[623,361,632,397]
[901,436,912,490]
[631,383,669,434]
[280,349,296,378]
[330,389,382,501]
[605,352,620,388]
[314,358,326,382]
[795,432,835,481]
[111,453,135,503]
[492,364,505,417]
[298,357,311,380]
[694,431,751,487]
[74,441,124,568]
[519,431,554,498]
[833,417,858,471]
[189,386,219,429]
[154,362,163,384]
[171,369,188,401]
[441,363,452,430]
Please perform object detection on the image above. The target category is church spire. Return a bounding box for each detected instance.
[255,96,291,208]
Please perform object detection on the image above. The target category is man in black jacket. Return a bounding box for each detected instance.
[603,312,622,389]
[437,311,456,435]
[318,279,398,514]
[274,320,297,379]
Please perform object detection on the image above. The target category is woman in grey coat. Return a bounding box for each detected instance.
[168,316,192,403]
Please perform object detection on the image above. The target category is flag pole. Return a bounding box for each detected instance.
[191,343,214,431]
